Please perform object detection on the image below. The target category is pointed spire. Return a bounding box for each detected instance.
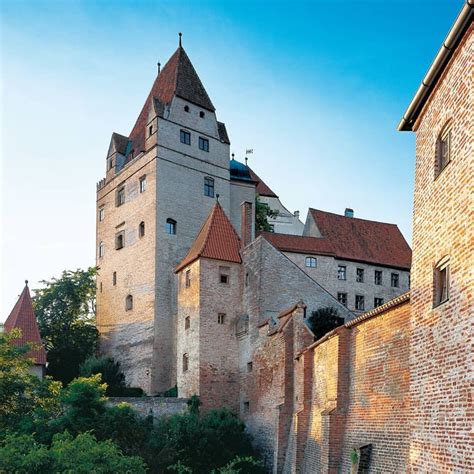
[175,203,241,272]
[4,282,46,366]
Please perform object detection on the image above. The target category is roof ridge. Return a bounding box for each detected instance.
[309,208,399,227]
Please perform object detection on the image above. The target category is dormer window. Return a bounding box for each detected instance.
[199,111,205,118]
[436,122,452,177]
[184,105,190,113]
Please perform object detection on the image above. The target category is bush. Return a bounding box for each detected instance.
[0,432,146,473]
[306,306,344,340]
[80,356,126,396]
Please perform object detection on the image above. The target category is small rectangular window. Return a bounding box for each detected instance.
[99,242,105,258]
[166,219,177,235]
[199,136,209,152]
[116,186,125,207]
[218,313,225,324]
[374,297,384,308]
[337,292,347,307]
[305,257,317,268]
[204,177,214,197]
[185,316,190,330]
[180,130,191,145]
[148,125,153,136]
[185,270,191,288]
[374,270,383,285]
[355,295,365,311]
[436,126,451,176]
[139,176,146,193]
[219,266,230,285]
[182,354,189,372]
[338,265,346,280]
[243,401,250,413]
[99,207,105,222]
[113,271,117,286]
[356,268,364,283]
[391,273,399,288]
[247,362,253,373]
[434,257,449,307]
[115,231,125,250]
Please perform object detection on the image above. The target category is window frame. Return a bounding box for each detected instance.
[115,231,125,250]
[180,130,191,145]
[305,257,317,268]
[218,313,226,324]
[98,207,105,222]
[125,294,133,311]
[185,269,191,288]
[199,136,209,152]
[204,177,215,197]
[433,257,450,307]
[182,353,189,372]
[391,273,399,288]
[374,297,384,308]
[355,294,365,311]
[356,268,365,283]
[113,271,117,286]
[219,266,230,285]
[185,316,190,330]
[139,176,147,193]
[435,122,452,178]
[116,186,125,207]
[139,221,145,238]
[374,270,383,285]
[166,218,177,235]
[99,242,105,258]
[337,292,347,307]
[337,265,347,281]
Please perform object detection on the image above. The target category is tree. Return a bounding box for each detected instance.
[33,267,99,385]
[255,195,279,232]
[80,356,126,396]
[306,307,344,340]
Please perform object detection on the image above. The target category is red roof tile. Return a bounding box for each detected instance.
[309,209,412,269]
[4,282,46,365]
[262,210,412,270]
[175,203,242,272]
[248,168,278,198]
[129,46,215,156]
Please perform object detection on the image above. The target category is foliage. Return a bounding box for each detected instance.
[33,267,100,385]
[162,385,178,397]
[213,456,265,473]
[255,195,279,232]
[80,355,127,396]
[350,448,359,464]
[306,306,344,340]
[0,432,147,473]
[187,394,201,415]
[0,330,61,436]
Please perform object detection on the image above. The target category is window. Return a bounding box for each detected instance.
[184,105,190,113]
[434,257,450,307]
[218,313,225,324]
[185,316,190,330]
[337,265,346,280]
[148,125,153,136]
[243,401,250,413]
[305,257,317,268]
[99,242,105,258]
[245,272,249,287]
[125,294,133,311]
[204,177,214,197]
[166,218,177,235]
[100,282,102,293]
[182,353,189,372]
[356,268,364,283]
[199,136,209,152]
[99,207,105,222]
[139,176,146,193]
[185,270,191,288]
[113,271,117,286]
[115,231,125,250]
[247,361,253,373]
[139,221,145,238]
[199,111,205,118]
[116,186,125,207]
[391,273,399,288]
[269,224,275,232]
[374,270,383,285]
[337,292,347,307]
[219,267,230,285]
[108,158,114,170]
[374,297,384,308]
[355,295,365,311]
[180,130,191,145]
[436,123,451,177]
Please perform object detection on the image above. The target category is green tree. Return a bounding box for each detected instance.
[0,330,61,436]
[0,432,147,474]
[306,307,344,340]
[255,195,279,232]
[33,267,99,385]
[80,355,126,396]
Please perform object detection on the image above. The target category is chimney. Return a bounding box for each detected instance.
[294,210,300,219]
[241,201,253,248]
[344,208,354,218]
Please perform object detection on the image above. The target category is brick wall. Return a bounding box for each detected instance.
[409,24,473,472]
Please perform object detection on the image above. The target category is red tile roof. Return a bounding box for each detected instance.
[129,46,215,156]
[262,209,412,270]
[248,168,278,198]
[175,202,242,272]
[309,209,412,270]
[4,282,46,365]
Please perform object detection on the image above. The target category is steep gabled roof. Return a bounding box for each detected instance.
[129,46,215,154]
[248,167,278,198]
[175,203,242,272]
[4,282,46,366]
[309,209,412,270]
[260,232,336,257]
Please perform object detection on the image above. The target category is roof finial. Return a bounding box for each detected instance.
[231,152,235,160]
[216,193,220,203]
[179,32,182,48]
[157,62,161,74]
[245,156,248,167]
[25,279,29,286]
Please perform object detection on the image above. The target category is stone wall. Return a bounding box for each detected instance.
[107,397,188,418]
[409,23,473,472]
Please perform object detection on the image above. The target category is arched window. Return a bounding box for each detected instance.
[125,295,133,311]
[139,221,145,238]
[436,122,452,177]
[99,242,105,258]
[166,218,177,235]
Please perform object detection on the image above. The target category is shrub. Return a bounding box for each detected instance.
[80,356,126,396]
[306,306,344,340]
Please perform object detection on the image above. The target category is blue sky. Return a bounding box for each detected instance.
[0,0,463,317]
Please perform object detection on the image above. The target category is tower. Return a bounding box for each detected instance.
[96,40,255,394]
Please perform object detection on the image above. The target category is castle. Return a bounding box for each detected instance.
[96,2,473,472]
